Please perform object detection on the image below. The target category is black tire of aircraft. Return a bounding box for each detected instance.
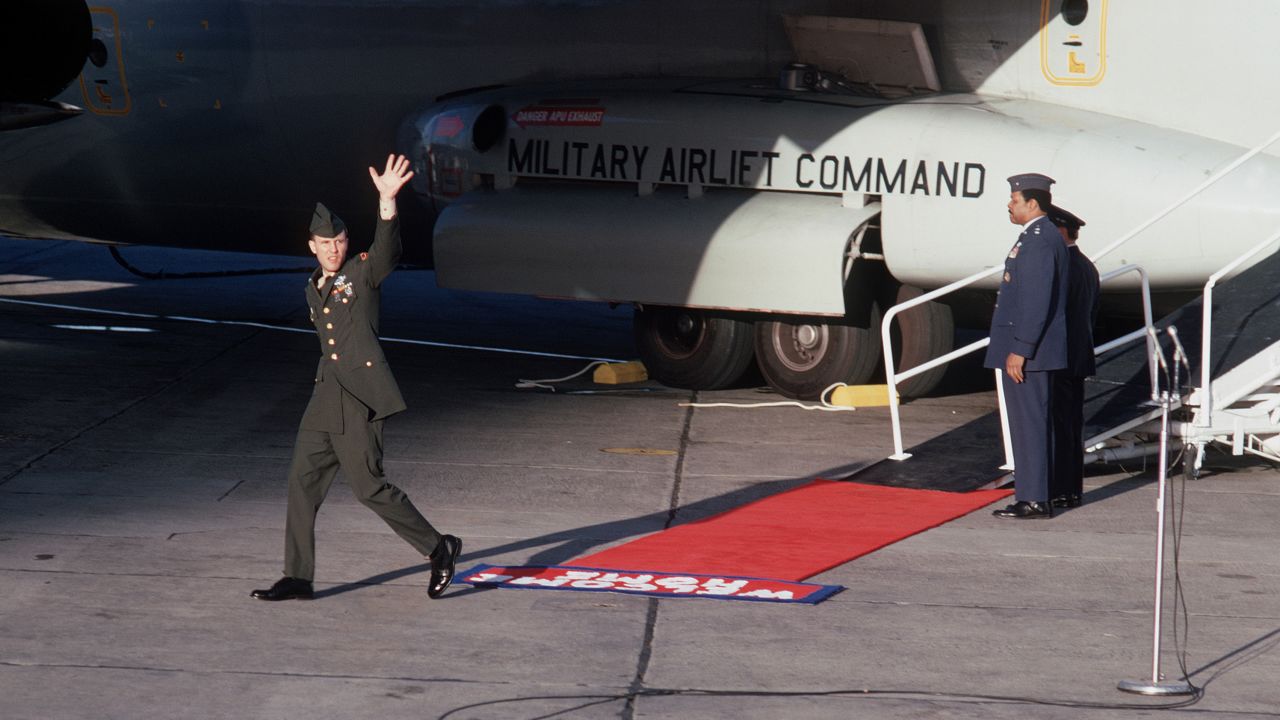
[750,251,884,400]
[633,306,756,391]
[878,281,954,398]
[753,313,881,401]
[750,249,953,400]
[634,281,953,398]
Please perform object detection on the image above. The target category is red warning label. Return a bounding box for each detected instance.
[512,103,606,129]
[432,114,465,138]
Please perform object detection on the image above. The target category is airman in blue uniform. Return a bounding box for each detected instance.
[985,173,1070,519]
[1048,205,1100,509]
[253,155,461,601]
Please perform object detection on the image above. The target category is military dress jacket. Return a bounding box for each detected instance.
[983,215,1070,372]
[300,216,407,433]
[1065,245,1101,377]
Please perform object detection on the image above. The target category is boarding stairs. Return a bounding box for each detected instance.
[858,129,1280,492]
[857,234,1280,493]
[1079,230,1280,470]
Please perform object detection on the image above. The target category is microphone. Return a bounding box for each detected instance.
[1167,325,1190,370]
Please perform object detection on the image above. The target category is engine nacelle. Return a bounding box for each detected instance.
[402,78,1280,303]
[0,0,91,102]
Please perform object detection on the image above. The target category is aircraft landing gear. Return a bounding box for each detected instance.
[633,281,954,399]
[880,280,954,398]
[633,305,755,390]
[753,317,880,400]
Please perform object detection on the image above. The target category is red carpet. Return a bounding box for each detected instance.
[575,480,1011,581]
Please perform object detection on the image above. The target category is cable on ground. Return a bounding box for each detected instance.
[678,383,857,412]
[516,361,611,391]
[437,684,1203,719]
[1168,400,1198,693]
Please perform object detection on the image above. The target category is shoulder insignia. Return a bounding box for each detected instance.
[359,252,369,261]
[1033,227,1041,235]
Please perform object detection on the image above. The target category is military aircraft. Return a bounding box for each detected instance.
[1,0,839,256]
[5,1,1280,399]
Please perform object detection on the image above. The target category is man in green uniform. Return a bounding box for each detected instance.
[252,154,461,601]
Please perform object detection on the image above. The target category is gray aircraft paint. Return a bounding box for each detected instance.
[3,0,1278,302]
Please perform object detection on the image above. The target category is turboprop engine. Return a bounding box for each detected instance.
[0,0,90,130]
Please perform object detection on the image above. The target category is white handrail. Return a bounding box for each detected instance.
[880,126,1280,462]
[884,262,1157,461]
[882,265,1001,459]
[994,368,1014,470]
[1097,264,1159,402]
[1197,226,1280,426]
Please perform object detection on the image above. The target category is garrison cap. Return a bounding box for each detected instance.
[1006,173,1055,193]
[1047,204,1086,231]
[309,203,346,237]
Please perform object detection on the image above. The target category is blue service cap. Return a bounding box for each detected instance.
[1047,204,1086,230]
[1006,173,1055,193]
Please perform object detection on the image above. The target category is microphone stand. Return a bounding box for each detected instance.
[1118,327,1195,696]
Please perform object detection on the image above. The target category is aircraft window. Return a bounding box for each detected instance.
[1062,0,1089,26]
[88,39,108,68]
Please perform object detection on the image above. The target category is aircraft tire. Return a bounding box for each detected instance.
[633,306,755,390]
[753,314,881,400]
[878,281,954,398]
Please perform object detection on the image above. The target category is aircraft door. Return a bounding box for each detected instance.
[79,6,131,115]
[1039,0,1108,87]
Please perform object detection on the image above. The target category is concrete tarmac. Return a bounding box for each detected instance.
[2,236,1278,719]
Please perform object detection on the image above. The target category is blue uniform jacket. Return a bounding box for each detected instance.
[984,215,1070,371]
[1065,245,1101,377]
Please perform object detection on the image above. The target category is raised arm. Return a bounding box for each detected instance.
[370,153,414,221]
[364,154,415,286]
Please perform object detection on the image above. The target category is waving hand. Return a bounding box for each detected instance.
[368,154,415,200]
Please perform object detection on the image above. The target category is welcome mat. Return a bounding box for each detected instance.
[461,480,1010,604]
[458,564,840,604]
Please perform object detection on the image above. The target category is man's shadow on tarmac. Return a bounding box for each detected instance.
[311,437,1171,598]
[314,401,1274,599]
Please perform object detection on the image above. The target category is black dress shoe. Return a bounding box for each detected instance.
[250,576,314,601]
[428,535,462,599]
[992,501,1053,519]
[1051,493,1083,508]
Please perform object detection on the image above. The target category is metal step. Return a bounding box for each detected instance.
[1085,246,1280,449]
